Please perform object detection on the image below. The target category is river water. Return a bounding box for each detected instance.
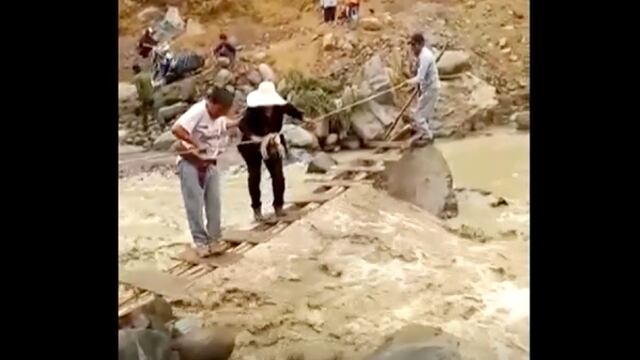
[119,130,529,270]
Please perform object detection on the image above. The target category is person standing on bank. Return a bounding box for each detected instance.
[407,32,440,146]
[172,87,239,257]
[238,81,305,222]
[321,0,338,23]
[132,64,155,131]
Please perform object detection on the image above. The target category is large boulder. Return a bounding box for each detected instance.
[258,63,277,83]
[307,152,338,174]
[367,101,398,127]
[364,324,462,360]
[172,327,237,360]
[154,78,197,107]
[119,329,178,360]
[381,146,458,219]
[512,111,530,130]
[350,108,385,142]
[153,131,178,151]
[363,55,395,105]
[158,102,189,123]
[282,124,318,149]
[437,50,472,75]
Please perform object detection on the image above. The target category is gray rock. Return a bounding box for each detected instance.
[246,70,262,86]
[253,52,268,62]
[137,6,164,23]
[350,109,385,141]
[437,51,472,75]
[119,82,137,103]
[258,63,277,82]
[382,147,458,219]
[325,133,339,146]
[119,329,178,360]
[340,136,361,150]
[367,101,398,127]
[307,152,338,174]
[217,57,231,68]
[512,111,530,130]
[363,55,395,105]
[119,130,128,142]
[158,102,189,123]
[365,324,462,360]
[172,327,237,360]
[214,69,235,87]
[153,131,178,151]
[282,124,318,148]
[341,85,359,106]
[154,78,197,107]
[277,78,288,94]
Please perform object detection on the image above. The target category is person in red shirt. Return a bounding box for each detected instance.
[137,27,158,59]
[212,33,237,64]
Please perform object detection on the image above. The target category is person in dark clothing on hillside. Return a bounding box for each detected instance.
[132,64,155,130]
[212,33,236,63]
[237,81,304,222]
[137,27,158,58]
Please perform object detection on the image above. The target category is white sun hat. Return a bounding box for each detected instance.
[246,81,287,108]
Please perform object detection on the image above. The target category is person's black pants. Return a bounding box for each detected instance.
[238,144,285,210]
[324,6,337,22]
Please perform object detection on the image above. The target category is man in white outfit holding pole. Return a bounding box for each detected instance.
[407,32,440,147]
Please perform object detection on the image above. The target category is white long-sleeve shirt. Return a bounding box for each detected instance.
[321,0,338,7]
[410,46,440,92]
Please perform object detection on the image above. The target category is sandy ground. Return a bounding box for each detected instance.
[118,132,529,359]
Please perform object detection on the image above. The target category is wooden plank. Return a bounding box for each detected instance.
[331,165,385,173]
[221,230,268,244]
[364,141,407,149]
[304,179,373,187]
[174,248,244,267]
[286,192,337,205]
[119,269,192,300]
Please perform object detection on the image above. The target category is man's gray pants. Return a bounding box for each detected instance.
[413,86,439,139]
[177,160,221,245]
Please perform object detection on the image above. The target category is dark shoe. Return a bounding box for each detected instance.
[253,208,265,222]
[274,207,287,218]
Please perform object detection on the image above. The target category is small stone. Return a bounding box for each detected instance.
[509,54,519,62]
[214,69,235,87]
[465,1,476,8]
[217,57,231,68]
[152,131,177,151]
[437,50,472,75]
[172,327,237,360]
[501,47,512,54]
[323,33,337,51]
[360,17,383,31]
[325,133,339,146]
[498,37,508,48]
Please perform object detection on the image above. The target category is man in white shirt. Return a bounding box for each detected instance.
[171,87,240,257]
[321,0,338,23]
[407,32,441,146]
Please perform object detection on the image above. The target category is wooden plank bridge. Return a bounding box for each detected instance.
[118,124,415,319]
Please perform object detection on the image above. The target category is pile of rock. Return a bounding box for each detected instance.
[118,296,237,360]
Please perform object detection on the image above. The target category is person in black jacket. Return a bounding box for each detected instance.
[238,81,304,222]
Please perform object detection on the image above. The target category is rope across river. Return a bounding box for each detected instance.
[118,79,414,166]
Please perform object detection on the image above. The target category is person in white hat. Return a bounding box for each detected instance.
[238,81,305,222]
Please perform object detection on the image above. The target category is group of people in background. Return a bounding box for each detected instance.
[321,0,360,25]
